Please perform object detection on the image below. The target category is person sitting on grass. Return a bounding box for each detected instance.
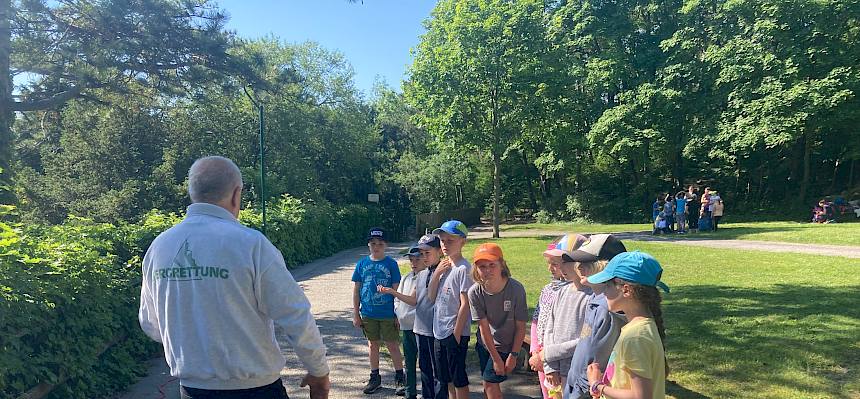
[468,243,528,399]
[652,207,669,235]
[352,227,405,394]
[586,251,670,399]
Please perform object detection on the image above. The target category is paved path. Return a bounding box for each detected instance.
[469,226,860,259]
[119,244,541,399]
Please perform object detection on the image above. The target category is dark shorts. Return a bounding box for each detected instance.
[361,317,400,342]
[435,334,470,388]
[180,379,288,399]
[476,341,509,384]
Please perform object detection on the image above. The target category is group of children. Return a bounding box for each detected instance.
[653,185,724,234]
[353,222,670,399]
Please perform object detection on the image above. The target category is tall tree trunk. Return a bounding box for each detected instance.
[521,150,538,210]
[849,159,856,188]
[492,151,500,238]
[799,132,811,204]
[0,0,13,204]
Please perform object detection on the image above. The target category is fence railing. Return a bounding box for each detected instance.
[414,208,482,236]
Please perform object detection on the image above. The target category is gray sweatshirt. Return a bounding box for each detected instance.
[139,203,329,390]
[542,284,590,376]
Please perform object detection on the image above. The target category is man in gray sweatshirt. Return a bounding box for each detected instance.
[139,156,330,399]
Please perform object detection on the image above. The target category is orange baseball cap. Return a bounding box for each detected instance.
[473,243,504,263]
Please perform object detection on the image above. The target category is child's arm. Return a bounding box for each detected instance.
[478,319,506,376]
[453,291,470,343]
[505,319,526,374]
[587,364,654,399]
[352,282,362,328]
[428,259,451,303]
[379,286,418,306]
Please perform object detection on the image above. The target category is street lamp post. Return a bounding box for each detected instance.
[244,86,266,235]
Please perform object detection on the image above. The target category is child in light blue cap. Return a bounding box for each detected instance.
[584,251,669,399]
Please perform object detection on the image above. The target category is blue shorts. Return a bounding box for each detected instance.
[476,341,509,384]
[435,334,470,388]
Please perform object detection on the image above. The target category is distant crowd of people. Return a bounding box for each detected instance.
[652,185,724,234]
[812,196,860,223]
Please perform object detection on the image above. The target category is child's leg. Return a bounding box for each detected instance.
[416,334,438,399]
[368,340,381,370]
[483,381,503,399]
[451,336,471,399]
[385,340,405,371]
[402,330,418,398]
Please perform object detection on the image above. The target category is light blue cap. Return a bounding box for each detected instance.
[432,220,468,238]
[587,251,670,293]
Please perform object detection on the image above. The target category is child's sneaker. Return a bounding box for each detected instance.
[394,371,406,396]
[363,373,382,394]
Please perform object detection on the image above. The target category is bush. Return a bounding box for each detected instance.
[0,197,395,398]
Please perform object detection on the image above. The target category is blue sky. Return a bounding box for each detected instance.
[217,0,437,97]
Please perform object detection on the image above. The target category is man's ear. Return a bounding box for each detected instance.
[232,185,242,209]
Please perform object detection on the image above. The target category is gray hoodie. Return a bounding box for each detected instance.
[542,283,590,376]
[139,203,329,390]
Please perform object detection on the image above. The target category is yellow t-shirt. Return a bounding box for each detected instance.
[600,317,665,399]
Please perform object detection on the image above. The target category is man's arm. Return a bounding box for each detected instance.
[138,255,162,342]
[257,246,329,378]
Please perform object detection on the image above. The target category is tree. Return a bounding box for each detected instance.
[1,0,253,203]
[407,0,548,237]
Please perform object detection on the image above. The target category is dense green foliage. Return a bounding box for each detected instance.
[0,194,398,398]
[406,0,860,223]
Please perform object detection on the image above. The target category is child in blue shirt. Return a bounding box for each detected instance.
[352,227,404,394]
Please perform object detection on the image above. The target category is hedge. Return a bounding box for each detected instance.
[0,196,398,398]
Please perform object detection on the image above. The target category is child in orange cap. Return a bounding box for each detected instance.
[468,243,528,399]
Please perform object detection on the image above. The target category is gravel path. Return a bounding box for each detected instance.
[468,226,860,259]
[119,243,541,399]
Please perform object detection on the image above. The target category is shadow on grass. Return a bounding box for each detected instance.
[665,284,860,398]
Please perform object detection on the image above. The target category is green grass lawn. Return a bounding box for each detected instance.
[456,237,860,399]
[500,221,860,246]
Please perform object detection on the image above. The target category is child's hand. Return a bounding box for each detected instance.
[436,258,453,275]
[504,354,517,374]
[352,315,363,329]
[377,285,393,294]
[528,351,542,371]
[545,372,561,387]
[492,358,506,376]
[586,362,602,385]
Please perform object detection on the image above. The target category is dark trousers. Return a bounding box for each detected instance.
[417,333,446,399]
[402,330,419,398]
[714,216,722,230]
[180,379,288,399]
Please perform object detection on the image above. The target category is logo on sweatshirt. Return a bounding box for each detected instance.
[153,240,230,281]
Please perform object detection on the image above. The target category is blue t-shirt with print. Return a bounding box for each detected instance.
[351,255,401,319]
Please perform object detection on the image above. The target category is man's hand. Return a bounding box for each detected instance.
[377,285,394,294]
[504,354,517,374]
[353,314,363,328]
[453,334,461,344]
[300,373,330,399]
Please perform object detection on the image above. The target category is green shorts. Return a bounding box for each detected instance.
[361,317,400,343]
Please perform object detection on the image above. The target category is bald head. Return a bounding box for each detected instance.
[188,156,243,204]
